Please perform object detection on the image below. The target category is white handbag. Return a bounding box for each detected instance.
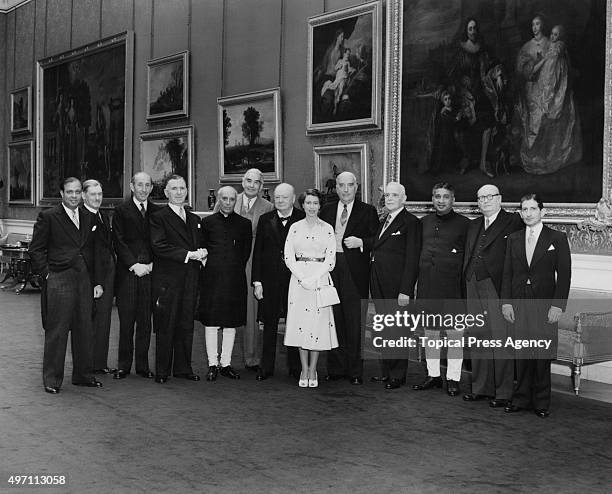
[315,273,340,308]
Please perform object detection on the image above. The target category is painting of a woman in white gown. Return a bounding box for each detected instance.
[399,0,605,205]
[516,17,582,175]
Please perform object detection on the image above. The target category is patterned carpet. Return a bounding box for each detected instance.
[1,288,611,493]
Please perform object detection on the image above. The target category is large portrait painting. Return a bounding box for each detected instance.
[8,140,34,205]
[307,1,382,133]
[388,0,610,218]
[37,32,134,203]
[313,143,369,205]
[139,126,194,207]
[146,51,189,121]
[10,86,32,134]
[217,88,282,183]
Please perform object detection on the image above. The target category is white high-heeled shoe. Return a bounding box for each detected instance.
[298,371,308,387]
[308,371,318,388]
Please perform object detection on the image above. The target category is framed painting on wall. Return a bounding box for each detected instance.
[146,51,189,121]
[10,86,32,134]
[313,142,369,205]
[382,0,611,220]
[307,1,382,133]
[139,125,194,207]
[217,88,282,183]
[36,31,134,203]
[8,140,34,205]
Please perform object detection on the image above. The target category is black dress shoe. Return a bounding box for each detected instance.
[44,386,60,394]
[370,375,389,383]
[325,374,345,381]
[463,393,490,402]
[489,399,510,408]
[504,404,524,413]
[113,369,129,379]
[136,370,154,379]
[93,367,116,375]
[220,366,240,379]
[256,369,272,381]
[206,366,218,381]
[174,373,201,381]
[245,364,260,372]
[412,376,443,391]
[350,376,363,385]
[446,380,461,397]
[73,379,103,388]
[385,378,404,390]
[535,409,550,418]
[154,376,168,384]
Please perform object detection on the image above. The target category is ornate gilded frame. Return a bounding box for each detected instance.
[306,1,382,133]
[146,50,189,121]
[313,142,369,203]
[217,88,283,183]
[139,125,194,208]
[382,0,612,223]
[36,31,134,204]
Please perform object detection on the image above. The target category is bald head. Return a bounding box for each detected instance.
[477,184,502,217]
[274,183,295,215]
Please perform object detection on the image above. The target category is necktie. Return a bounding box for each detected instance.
[379,214,392,237]
[526,228,536,265]
[484,217,490,230]
[140,202,146,218]
[340,204,348,226]
[179,208,186,223]
[72,209,80,229]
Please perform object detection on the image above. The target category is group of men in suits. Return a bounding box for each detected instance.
[29,169,571,417]
[369,181,571,418]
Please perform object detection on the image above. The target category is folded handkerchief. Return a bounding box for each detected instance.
[391,231,401,236]
[548,244,555,251]
[451,248,457,253]
[91,225,97,231]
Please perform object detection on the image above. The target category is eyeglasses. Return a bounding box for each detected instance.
[477,193,500,202]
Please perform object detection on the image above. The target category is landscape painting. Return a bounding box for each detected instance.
[218,88,282,183]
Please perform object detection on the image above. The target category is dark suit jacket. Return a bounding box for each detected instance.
[370,208,422,301]
[29,204,105,286]
[501,225,571,309]
[82,207,115,264]
[251,207,305,323]
[463,209,523,296]
[113,198,161,285]
[150,206,202,295]
[320,199,379,298]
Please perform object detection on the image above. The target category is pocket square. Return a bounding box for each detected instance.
[391,231,401,236]
[451,248,457,253]
[547,244,555,251]
[91,225,97,231]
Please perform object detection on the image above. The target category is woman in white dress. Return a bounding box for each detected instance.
[284,189,338,388]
